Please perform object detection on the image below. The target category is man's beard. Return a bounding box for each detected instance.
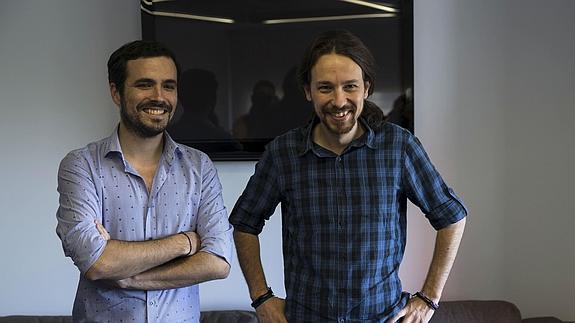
[319,104,359,135]
[120,99,173,138]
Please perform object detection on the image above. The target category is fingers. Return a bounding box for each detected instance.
[390,307,406,323]
[391,299,435,323]
[256,297,288,323]
[95,221,110,240]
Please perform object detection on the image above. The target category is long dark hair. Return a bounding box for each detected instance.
[297,29,385,129]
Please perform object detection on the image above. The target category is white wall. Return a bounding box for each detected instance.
[0,0,141,315]
[413,0,575,320]
[1,0,573,321]
[499,1,575,318]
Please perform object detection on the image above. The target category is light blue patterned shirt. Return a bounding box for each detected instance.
[56,127,233,323]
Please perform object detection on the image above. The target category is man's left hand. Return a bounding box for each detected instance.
[389,297,435,323]
[101,277,134,289]
[95,220,110,240]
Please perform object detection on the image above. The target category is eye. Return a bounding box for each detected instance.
[135,81,153,89]
[163,83,177,91]
[344,84,359,91]
[317,85,333,93]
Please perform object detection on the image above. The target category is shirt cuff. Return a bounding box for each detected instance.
[426,188,468,230]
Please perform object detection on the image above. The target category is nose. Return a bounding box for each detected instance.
[332,88,347,108]
[151,85,166,101]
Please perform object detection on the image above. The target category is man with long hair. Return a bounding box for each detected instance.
[230,30,467,322]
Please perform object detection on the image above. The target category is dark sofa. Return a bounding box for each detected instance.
[0,301,571,322]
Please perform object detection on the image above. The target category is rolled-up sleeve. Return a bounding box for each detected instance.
[402,134,468,230]
[229,147,281,235]
[195,155,233,264]
[56,151,107,274]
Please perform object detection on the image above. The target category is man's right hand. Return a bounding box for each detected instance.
[255,297,287,323]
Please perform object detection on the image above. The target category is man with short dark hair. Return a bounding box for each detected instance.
[230,30,467,322]
[56,40,232,322]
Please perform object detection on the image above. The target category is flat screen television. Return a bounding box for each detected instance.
[141,0,413,160]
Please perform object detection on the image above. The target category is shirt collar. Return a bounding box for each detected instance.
[104,125,181,166]
[104,125,123,157]
[298,116,377,156]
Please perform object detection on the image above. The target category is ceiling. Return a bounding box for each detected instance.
[141,0,401,24]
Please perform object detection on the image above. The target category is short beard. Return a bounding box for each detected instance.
[320,105,357,135]
[325,116,356,135]
[120,98,172,138]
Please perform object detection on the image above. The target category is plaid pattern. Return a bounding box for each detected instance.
[230,118,467,322]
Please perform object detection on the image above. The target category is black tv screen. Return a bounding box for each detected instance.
[141,0,413,160]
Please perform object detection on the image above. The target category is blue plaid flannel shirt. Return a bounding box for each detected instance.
[230,118,467,322]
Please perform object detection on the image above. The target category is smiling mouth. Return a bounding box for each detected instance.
[328,110,352,120]
[333,110,349,117]
[143,108,167,115]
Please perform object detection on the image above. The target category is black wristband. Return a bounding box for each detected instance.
[413,291,439,311]
[251,287,274,309]
[179,231,192,256]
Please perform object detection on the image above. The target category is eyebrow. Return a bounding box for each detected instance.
[315,79,361,85]
[342,79,361,84]
[133,78,177,85]
[133,78,155,84]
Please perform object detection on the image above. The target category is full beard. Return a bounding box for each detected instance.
[319,104,358,135]
[120,99,173,138]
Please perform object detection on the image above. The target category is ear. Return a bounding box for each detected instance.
[304,85,312,101]
[110,83,122,107]
[364,81,371,99]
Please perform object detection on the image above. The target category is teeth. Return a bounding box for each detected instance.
[144,108,165,115]
[332,111,348,117]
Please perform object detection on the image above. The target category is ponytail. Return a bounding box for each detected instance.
[361,100,386,130]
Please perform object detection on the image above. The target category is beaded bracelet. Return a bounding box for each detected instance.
[413,291,440,311]
[251,287,274,309]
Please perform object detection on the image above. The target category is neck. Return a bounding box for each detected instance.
[118,123,164,164]
[313,122,364,155]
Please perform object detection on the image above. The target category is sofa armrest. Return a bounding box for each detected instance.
[523,317,566,323]
[0,316,71,323]
[430,300,522,323]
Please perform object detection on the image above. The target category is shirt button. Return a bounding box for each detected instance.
[149,301,154,306]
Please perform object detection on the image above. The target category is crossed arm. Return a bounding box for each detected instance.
[86,222,230,290]
[57,151,231,291]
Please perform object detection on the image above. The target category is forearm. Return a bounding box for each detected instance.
[116,251,230,290]
[234,230,269,300]
[85,232,191,281]
[421,217,466,301]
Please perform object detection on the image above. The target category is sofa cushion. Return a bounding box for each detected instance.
[200,310,257,323]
